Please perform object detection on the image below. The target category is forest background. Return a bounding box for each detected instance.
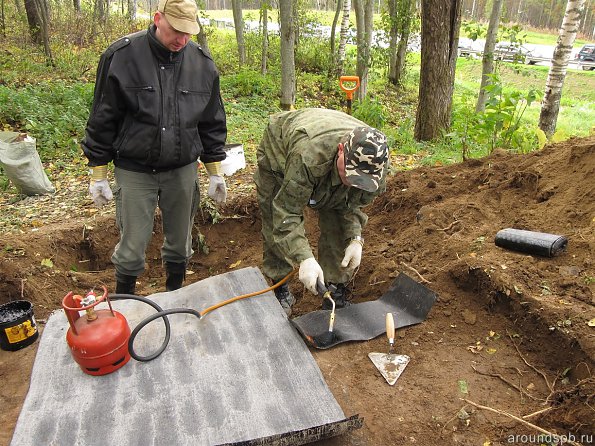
[0,0,594,205]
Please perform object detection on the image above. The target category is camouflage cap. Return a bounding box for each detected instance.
[343,127,389,192]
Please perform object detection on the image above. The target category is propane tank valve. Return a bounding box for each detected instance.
[78,291,99,321]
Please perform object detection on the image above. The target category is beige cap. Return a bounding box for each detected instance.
[158,0,200,34]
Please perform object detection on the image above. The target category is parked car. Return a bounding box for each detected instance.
[575,44,595,70]
[493,42,538,65]
[458,38,474,57]
[457,38,482,58]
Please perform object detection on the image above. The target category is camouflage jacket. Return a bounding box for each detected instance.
[258,108,387,265]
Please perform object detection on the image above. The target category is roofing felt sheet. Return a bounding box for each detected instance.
[10,267,350,446]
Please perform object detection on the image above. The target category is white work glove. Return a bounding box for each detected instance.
[208,175,227,203]
[204,162,227,204]
[299,257,325,295]
[89,165,113,207]
[341,238,363,269]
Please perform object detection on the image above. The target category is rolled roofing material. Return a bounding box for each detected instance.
[11,267,360,446]
[292,273,438,350]
[495,228,568,257]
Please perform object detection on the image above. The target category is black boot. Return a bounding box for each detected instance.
[165,261,186,291]
[321,283,351,310]
[273,282,296,316]
[115,273,137,295]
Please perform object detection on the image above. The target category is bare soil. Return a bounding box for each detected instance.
[1,137,594,446]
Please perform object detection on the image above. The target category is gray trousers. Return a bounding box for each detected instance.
[112,163,200,277]
[255,167,351,285]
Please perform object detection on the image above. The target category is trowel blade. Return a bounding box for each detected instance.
[368,352,410,386]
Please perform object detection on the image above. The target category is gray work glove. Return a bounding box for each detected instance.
[299,257,325,295]
[89,165,113,207]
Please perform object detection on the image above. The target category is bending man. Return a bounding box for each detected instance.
[254,108,390,316]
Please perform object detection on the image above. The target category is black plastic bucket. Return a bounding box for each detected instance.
[0,300,39,351]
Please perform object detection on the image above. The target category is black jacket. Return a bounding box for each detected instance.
[82,25,227,172]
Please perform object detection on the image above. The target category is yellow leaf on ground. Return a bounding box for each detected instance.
[229,260,242,269]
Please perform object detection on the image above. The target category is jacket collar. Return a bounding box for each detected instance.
[147,24,184,63]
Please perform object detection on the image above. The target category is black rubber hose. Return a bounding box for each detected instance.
[110,294,201,362]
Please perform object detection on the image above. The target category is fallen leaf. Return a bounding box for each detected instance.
[41,258,54,268]
[228,260,241,269]
[467,345,483,354]
[486,348,497,354]
[588,318,595,327]
[458,380,468,394]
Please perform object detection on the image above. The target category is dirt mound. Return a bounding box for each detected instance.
[0,137,593,445]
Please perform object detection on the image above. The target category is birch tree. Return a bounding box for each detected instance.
[539,0,586,137]
[330,0,351,76]
[476,0,503,112]
[415,0,462,141]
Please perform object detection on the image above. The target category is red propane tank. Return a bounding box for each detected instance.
[63,286,131,376]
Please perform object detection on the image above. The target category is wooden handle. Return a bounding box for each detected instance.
[386,313,395,343]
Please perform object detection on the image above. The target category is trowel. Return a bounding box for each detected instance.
[368,313,410,385]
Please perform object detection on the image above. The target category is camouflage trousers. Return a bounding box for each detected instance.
[254,166,353,285]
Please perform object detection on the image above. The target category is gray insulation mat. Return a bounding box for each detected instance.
[11,267,359,446]
[291,273,438,349]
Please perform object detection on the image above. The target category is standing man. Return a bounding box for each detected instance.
[254,108,390,316]
[82,0,227,294]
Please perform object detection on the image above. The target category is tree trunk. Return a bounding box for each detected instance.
[260,1,268,75]
[539,0,586,137]
[279,0,296,110]
[128,0,136,21]
[95,0,107,24]
[73,0,80,12]
[24,0,42,44]
[476,0,503,112]
[393,3,412,87]
[415,0,462,141]
[32,0,53,64]
[330,0,341,73]
[197,19,211,55]
[232,0,246,67]
[1,0,5,38]
[353,0,374,101]
[389,0,414,87]
[388,0,399,83]
[336,0,351,76]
